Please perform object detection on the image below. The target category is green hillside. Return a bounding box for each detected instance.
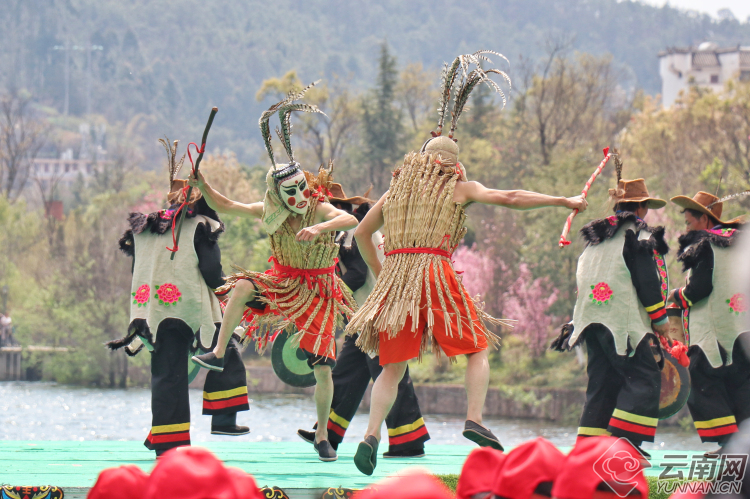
[3,0,749,162]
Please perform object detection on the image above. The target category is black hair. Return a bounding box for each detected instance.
[682,208,710,220]
[614,201,648,213]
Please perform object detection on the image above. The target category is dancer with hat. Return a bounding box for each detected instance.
[110,138,250,456]
[347,51,588,475]
[297,182,430,458]
[190,84,358,462]
[669,190,748,450]
[553,172,671,455]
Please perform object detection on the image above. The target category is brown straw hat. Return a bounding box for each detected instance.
[670,191,744,225]
[329,183,375,206]
[609,178,666,209]
[167,179,203,206]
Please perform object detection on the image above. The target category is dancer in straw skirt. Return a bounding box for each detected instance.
[190,83,358,462]
[346,51,588,475]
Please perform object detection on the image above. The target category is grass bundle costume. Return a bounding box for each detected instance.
[555,177,670,448]
[670,191,749,445]
[110,139,249,454]
[298,184,430,457]
[347,52,512,364]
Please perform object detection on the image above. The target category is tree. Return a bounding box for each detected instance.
[361,43,404,194]
[0,89,48,201]
[396,63,435,134]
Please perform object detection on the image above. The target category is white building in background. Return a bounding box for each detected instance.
[658,42,750,107]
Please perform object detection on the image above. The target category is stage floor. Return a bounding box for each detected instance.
[2,441,701,498]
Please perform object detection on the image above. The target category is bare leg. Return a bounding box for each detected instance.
[313,365,334,443]
[465,349,490,424]
[213,279,256,358]
[364,361,408,441]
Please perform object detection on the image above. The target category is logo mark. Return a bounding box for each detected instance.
[592,438,650,497]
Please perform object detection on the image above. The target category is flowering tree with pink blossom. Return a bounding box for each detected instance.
[502,263,560,359]
[452,243,498,299]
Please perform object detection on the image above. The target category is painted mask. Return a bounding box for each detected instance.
[278,171,310,215]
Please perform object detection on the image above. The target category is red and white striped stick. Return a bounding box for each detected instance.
[558,147,612,248]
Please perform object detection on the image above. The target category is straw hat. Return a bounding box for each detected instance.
[609,178,666,209]
[328,183,375,206]
[167,179,203,207]
[670,191,744,226]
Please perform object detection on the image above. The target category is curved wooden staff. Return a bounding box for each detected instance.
[170,107,218,260]
[558,147,613,248]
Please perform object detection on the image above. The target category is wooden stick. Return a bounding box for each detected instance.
[558,147,612,248]
[170,107,218,260]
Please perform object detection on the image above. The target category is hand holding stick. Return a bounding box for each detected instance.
[170,107,218,260]
[558,147,613,248]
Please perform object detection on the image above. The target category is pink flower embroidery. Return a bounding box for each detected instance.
[606,215,618,226]
[727,293,747,315]
[590,282,613,305]
[155,283,182,306]
[132,284,150,307]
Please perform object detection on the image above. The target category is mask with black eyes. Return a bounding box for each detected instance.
[275,166,311,215]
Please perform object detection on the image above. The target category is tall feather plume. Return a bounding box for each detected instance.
[706,190,750,209]
[448,50,512,138]
[436,57,462,135]
[278,102,327,163]
[159,136,185,183]
[612,147,623,184]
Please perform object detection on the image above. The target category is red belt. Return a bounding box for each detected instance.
[384,248,451,258]
[267,257,340,296]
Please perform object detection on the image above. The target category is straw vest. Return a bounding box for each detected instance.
[571,221,656,356]
[680,230,748,367]
[129,215,223,352]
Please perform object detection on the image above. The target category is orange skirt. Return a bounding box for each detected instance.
[377,260,488,365]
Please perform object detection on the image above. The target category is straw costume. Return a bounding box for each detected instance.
[553,172,669,449]
[347,51,513,364]
[297,184,430,457]
[670,191,749,445]
[110,139,249,455]
[216,87,357,363]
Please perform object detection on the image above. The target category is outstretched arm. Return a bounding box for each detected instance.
[454,180,588,211]
[295,201,358,242]
[353,193,386,277]
[188,170,263,219]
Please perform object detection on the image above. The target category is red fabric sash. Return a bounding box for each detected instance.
[266,256,341,298]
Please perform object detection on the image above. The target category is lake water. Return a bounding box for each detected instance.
[0,381,705,451]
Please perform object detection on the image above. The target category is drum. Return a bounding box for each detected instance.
[271,329,316,388]
[658,346,691,420]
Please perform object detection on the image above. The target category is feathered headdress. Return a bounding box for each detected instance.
[706,190,750,210]
[434,50,512,139]
[159,136,186,185]
[258,81,326,175]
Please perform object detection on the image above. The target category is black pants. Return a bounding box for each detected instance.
[324,333,429,452]
[577,325,661,446]
[144,320,248,451]
[687,335,750,444]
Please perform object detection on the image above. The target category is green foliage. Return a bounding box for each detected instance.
[434,474,459,492]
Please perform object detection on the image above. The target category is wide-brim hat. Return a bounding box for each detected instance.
[167,179,203,206]
[670,191,744,226]
[328,182,375,205]
[609,178,666,209]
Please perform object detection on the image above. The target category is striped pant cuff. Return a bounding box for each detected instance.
[144,422,191,450]
[202,387,249,415]
[608,409,657,442]
[694,416,738,442]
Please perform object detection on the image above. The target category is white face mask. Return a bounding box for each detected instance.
[278,172,310,215]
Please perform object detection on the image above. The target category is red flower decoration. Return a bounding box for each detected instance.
[728,293,747,315]
[155,283,182,306]
[132,284,150,307]
[606,215,618,226]
[590,282,613,305]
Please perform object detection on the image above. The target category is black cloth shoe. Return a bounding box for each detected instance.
[191,352,224,372]
[211,425,250,436]
[704,447,723,457]
[314,439,338,462]
[462,420,504,451]
[383,447,425,458]
[297,429,315,444]
[354,435,379,475]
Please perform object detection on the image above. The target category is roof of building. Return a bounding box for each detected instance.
[658,44,750,58]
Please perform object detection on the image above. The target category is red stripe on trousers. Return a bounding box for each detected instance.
[649,308,667,321]
[327,420,346,437]
[388,425,429,446]
[609,418,656,437]
[146,431,191,444]
[203,396,249,410]
[697,425,738,437]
